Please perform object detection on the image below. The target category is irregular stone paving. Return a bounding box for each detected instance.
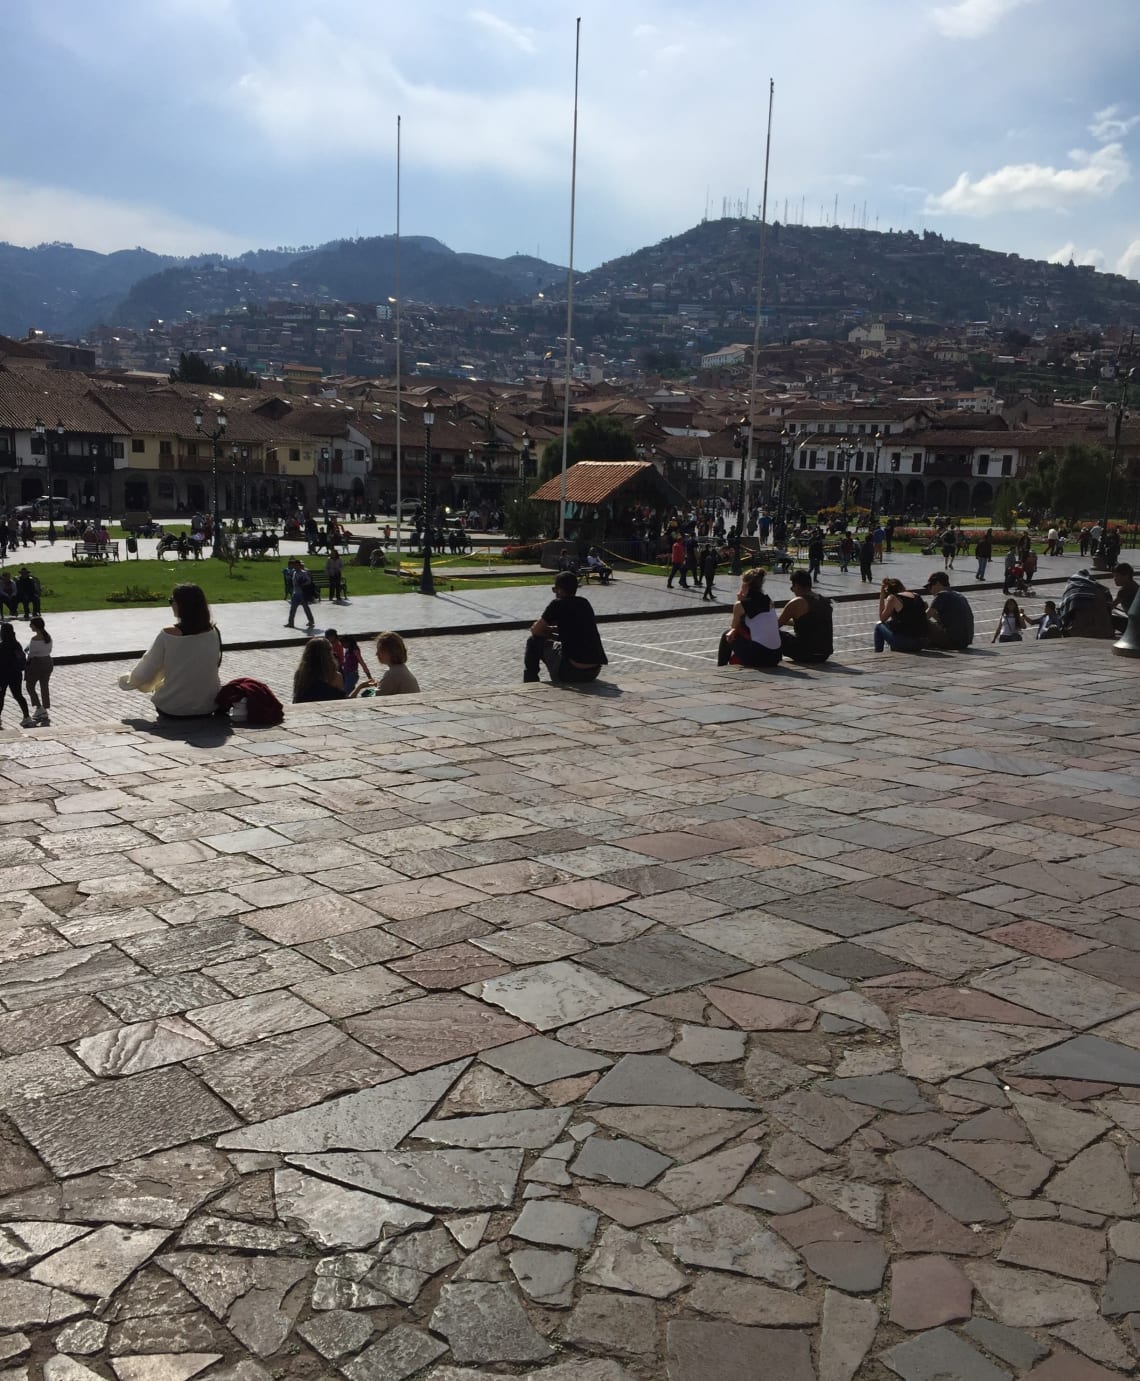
[0,637,1137,1380]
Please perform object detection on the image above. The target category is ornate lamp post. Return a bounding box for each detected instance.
[732,418,750,574]
[838,445,853,531]
[1103,367,1134,533]
[34,419,54,544]
[870,431,882,526]
[193,404,228,558]
[420,407,436,595]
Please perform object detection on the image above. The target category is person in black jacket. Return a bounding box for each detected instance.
[0,623,33,727]
[524,571,608,684]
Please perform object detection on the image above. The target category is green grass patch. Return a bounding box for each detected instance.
[0,556,550,612]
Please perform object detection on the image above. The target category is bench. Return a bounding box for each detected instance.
[579,565,613,585]
[71,541,119,562]
[282,571,349,602]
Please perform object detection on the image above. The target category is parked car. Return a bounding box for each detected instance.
[12,497,78,519]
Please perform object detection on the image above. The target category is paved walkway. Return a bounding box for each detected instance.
[0,639,1138,1379]
[6,548,1101,662]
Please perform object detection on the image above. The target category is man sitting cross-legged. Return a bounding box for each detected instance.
[524,571,608,685]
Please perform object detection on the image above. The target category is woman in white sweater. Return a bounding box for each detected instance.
[119,583,222,717]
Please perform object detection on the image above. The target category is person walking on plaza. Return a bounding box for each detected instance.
[685,532,700,587]
[872,522,885,562]
[700,543,718,601]
[24,617,52,724]
[667,535,688,589]
[941,527,956,570]
[0,573,17,621]
[975,529,993,581]
[858,531,875,583]
[524,570,608,685]
[777,570,833,663]
[285,558,316,629]
[874,577,928,654]
[0,623,33,727]
[838,530,854,574]
[807,529,824,583]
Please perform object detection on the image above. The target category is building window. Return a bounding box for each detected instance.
[290,448,301,463]
[131,438,144,454]
[891,451,902,471]
[826,451,835,469]
[30,435,45,455]
[159,440,172,456]
[724,460,733,479]
[911,456,922,473]
[1001,455,1013,476]
[113,442,125,460]
[186,443,198,459]
[882,424,891,435]
[978,455,990,475]
[354,448,364,463]
[828,423,836,434]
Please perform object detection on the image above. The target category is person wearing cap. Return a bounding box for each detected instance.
[524,570,608,684]
[924,572,974,650]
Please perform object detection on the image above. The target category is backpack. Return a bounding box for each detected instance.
[216,677,285,726]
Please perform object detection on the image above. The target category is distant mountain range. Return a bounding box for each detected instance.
[4,220,1140,343]
[571,219,1140,327]
[0,237,566,336]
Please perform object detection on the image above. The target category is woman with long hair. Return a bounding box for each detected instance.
[0,622,33,728]
[24,616,53,725]
[118,582,223,717]
[292,636,345,703]
[717,568,783,669]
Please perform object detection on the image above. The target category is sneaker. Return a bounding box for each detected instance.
[523,673,540,683]
[20,716,35,728]
[34,709,48,724]
[284,622,295,628]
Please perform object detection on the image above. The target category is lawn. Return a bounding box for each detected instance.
[1,556,550,613]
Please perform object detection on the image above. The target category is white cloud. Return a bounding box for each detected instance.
[925,142,1130,215]
[0,178,252,256]
[1047,242,1104,268]
[1118,240,1140,279]
[1089,104,1140,142]
[931,0,1038,39]
[468,10,536,56]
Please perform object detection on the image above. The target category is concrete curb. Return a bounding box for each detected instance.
[46,572,1103,667]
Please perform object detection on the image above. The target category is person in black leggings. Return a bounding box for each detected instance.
[0,623,32,727]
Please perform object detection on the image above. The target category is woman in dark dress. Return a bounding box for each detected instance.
[292,637,345,703]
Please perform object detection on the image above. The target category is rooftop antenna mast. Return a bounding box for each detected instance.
[394,114,402,560]
[558,17,582,540]
[737,76,775,575]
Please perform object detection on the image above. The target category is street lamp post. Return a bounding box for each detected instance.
[732,420,750,574]
[420,407,436,595]
[324,441,334,527]
[34,419,53,544]
[90,442,101,527]
[869,431,882,526]
[1103,367,1135,532]
[839,445,853,531]
[193,405,228,558]
[520,431,530,487]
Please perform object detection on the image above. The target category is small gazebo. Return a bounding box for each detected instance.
[530,460,684,542]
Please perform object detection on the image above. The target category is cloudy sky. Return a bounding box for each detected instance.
[2,0,1139,278]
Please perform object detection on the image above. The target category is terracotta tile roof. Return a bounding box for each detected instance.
[0,374,124,433]
[531,460,654,505]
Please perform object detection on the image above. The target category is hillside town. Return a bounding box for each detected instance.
[1,327,1136,527]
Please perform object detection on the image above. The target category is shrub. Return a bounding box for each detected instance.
[107,586,165,604]
[501,543,542,561]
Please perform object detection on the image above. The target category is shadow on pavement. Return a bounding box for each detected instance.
[121,716,235,745]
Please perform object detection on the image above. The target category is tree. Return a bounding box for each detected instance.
[503,487,548,543]
[170,351,212,384]
[992,483,1017,528]
[1028,442,1112,521]
[539,415,637,483]
[169,351,259,388]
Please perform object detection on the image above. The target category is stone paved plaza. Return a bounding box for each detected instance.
[0,636,1138,1380]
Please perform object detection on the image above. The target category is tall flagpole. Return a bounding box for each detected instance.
[394,114,403,560]
[739,79,774,569]
[558,17,581,541]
